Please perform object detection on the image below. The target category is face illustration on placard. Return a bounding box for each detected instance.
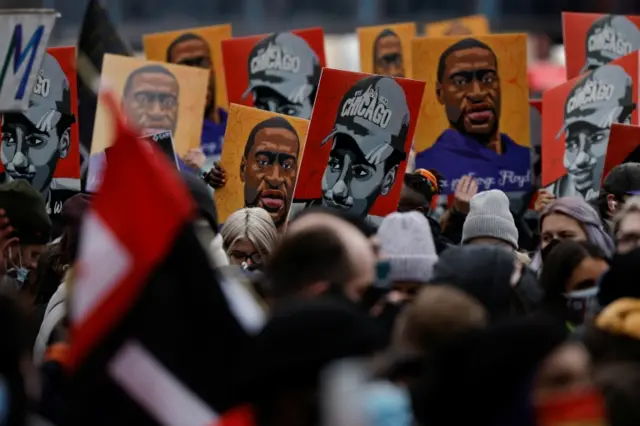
[320,75,408,217]
[1,52,74,195]
[242,32,320,119]
[436,38,502,145]
[373,29,404,78]
[121,65,180,136]
[559,65,635,195]
[166,33,216,117]
[581,15,640,74]
[241,116,301,228]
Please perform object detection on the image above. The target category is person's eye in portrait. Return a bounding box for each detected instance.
[1,112,71,195]
[166,33,216,118]
[321,133,398,217]
[252,86,310,118]
[563,122,609,193]
[240,117,301,229]
[372,29,404,78]
[436,41,501,148]
[122,65,180,136]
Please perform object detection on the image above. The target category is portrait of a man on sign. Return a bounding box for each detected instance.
[546,65,635,200]
[413,35,531,193]
[373,29,405,78]
[242,32,321,119]
[240,116,301,228]
[121,64,179,136]
[1,52,78,217]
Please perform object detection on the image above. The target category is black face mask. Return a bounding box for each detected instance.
[541,238,561,262]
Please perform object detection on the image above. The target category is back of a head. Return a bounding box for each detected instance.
[595,363,640,426]
[221,208,278,258]
[396,285,487,356]
[411,318,567,426]
[541,197,614,258]
[264,224,352,299]
[291,206,377,237]
[377,211,438,284]
[603,162,640,197]
[462,189,518,249]
[431,245,529,322]
[0,180,51,245]
[242,298,385,397]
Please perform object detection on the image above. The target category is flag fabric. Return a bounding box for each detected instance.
[77,0,132,187]
[67,93,263,425]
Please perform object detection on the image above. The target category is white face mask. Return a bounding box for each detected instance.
[3,246,29,289]
[564,287,599,325]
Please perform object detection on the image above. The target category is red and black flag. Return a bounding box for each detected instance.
[77,0,132,187]
[67,93,263,425]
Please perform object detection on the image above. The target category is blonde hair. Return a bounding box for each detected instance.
[613,196,640,235]
[221,208,278,259]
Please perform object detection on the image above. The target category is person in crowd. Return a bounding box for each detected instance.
[430,245,542,322]
[612,196,640,254]
[291,206,380,257]
[410,318,597,426]
[538,240,609,331]
[31,194,91,366]
[0,181,51,291]
[264,210,376,304]
[593,163,640,233]
[536,163,640,234]
[439,174,478,243]
[597,247,640,311]
[397,168,452,253]
[595,363,640,426]
[181,172,229,268]
[218,298,386,426]
[585,298,640,368]
[376,212,438,300]
[461,189,519,251]
[0,292,56,426]
[390,285,487,385]
[533,197,615,271]
[221,208,278,270]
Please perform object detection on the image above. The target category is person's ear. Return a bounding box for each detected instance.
[240,157,246,183]
[607,193,619,213]
[58,128,70,159]
[380,165,399,196]
[436,82,444,105]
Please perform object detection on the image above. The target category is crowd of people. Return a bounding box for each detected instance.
[2,151,640,424]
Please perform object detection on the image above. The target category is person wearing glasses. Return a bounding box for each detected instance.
[220,207,278,270]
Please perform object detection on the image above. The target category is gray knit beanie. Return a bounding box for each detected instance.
[461,190,518,249]
[377,211,438,283]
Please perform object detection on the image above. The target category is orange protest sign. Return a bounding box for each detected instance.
[214,104,309,229]
[356,22,416,78]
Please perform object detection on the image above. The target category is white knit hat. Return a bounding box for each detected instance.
[461,190,518,249]
[377,211,438,283]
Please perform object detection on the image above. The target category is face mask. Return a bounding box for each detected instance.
[564,287,599,325]
[361,382,412,426]
[3,246,29,290]
[541,238,561,262]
